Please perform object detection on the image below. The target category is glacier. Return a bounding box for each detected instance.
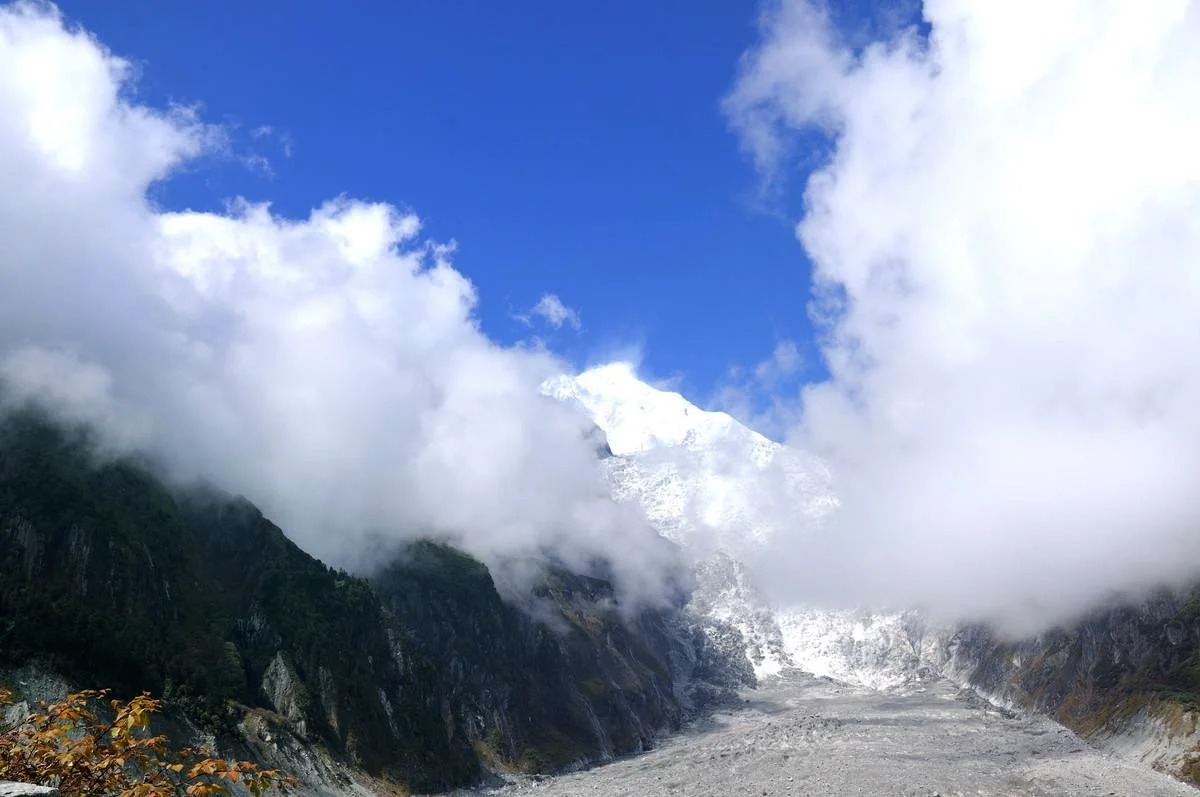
[544,363,937,688]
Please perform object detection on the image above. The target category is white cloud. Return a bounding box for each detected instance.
[518,293,582,331]
[0,2,680,604]
[727,0,1200,632]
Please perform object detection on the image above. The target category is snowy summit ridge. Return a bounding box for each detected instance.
[543,363,753,458]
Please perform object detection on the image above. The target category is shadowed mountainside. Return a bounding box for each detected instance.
[0,407,752,793]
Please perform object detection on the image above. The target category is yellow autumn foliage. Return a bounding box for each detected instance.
[0,687,296,796]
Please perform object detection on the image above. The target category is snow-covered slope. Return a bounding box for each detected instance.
[545,363,838,550]
[544,363,757,458]
[546,363,942,685]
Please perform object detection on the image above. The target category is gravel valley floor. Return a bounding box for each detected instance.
[458,674,1196,797]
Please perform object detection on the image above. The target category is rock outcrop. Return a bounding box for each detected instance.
[938,590,1200,784]
[0,784,58,797]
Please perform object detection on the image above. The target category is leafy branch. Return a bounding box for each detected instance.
[0,688,297,796]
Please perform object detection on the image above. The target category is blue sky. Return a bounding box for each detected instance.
[55,0,823,408]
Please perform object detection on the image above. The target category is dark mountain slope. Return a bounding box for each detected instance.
[0,408,749,792]
[375,542,685,771]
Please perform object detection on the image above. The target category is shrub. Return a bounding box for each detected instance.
[0,687,296,796]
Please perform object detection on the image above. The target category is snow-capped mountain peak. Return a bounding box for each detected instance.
[545,364,850,679]
[545,363,837,549]
[543,362,747,457]
[543,365,981,694]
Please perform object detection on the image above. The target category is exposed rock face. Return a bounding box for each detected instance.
[374,544,684,773]
[936,590,1200,784]
[257,653,311,740]
[0,784,58,797]
[0,409,750,793]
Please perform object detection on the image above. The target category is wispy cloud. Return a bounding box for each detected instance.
[712,340,805,439]
[755,340,802,385]
[515,292,582,331]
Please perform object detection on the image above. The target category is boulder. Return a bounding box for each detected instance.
[0,783,58,796]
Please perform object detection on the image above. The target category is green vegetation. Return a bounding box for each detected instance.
[518,728,591,774]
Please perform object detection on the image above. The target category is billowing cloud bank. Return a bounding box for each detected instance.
[727,0,1200,631]
[0,2,679,601]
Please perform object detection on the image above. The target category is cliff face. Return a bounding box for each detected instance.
[0,409,751,793]
[374,544,676,773]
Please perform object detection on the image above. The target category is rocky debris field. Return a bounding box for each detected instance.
[456,674,1196,797]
